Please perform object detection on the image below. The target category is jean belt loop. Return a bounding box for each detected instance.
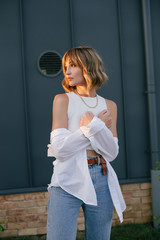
[97,156,101,165]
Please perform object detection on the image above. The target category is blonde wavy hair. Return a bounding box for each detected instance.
[62,46,108,92]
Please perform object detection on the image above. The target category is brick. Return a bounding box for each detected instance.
[125,205,133,212]
[8,222,27,230]
[0,202,15,210]
[27,206,46,214]
[125,197,141,205]
[134,203,151,211]
[77,217,84,224]
[0,230,17,237]
[0,210,6,217]
[44,192,49,199]
[0,196,5,203]
[36,199,48,206]
[18,215,38,222]
[7,216,18,223]
[122,218,134,225]
[142,210,152,217]
[112,220,121,226]
[79,208,84,217]
[124,211,141,219]
[15,201,35,208]
[140,182,151,190]
[132,189,151,197]
[122,191,132,198]
[142,203,152,211]
[134,216,152,223]
[0,217,7,223]
[39,214,47,222]
[37,227,47,235]
[24,192,45,200]
[113,207,116,213]
[112,211,118,220]
[112,220,116,226]
[7,209,26,216]
[18,228,37,236]
[112,208,118,219]
[133,204,142,211]
[27,221,46,228]
[142,196,152,204]
[5,194,25,201]
[1,182,154,238]
[121,184,140,191]
[77,223,85,231]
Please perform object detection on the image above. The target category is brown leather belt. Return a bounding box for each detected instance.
[87,156,107,175]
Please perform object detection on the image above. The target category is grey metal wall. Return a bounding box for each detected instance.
[150,0,160,166]
[0,0,159,194]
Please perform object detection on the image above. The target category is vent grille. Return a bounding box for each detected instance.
[37,51,62,77]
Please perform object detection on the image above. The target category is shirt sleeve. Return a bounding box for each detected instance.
[80,116,119,162]
[47,128,90,160]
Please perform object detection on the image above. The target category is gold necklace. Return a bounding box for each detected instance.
[76,91,98,109]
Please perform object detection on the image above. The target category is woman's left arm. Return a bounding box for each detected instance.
[105,99,118,138]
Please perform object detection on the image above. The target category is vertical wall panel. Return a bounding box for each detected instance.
[71,0,129,179]
[151,0,160,162]
[0,0,29,190]
[22,0,72,187]
[71,0,150,180]
[118,0,150,178]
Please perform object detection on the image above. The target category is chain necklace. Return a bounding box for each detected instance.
[76,90,98,109]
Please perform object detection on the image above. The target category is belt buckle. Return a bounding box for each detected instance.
[88,156,100,166]
[88,156,94,166]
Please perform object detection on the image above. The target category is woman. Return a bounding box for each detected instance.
[47,46,126,240]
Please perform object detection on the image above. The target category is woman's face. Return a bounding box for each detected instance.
[64,59,86,87]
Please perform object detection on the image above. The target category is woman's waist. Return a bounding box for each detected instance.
[86,149,100,157]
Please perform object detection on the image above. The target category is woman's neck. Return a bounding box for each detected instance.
[76,86,97,97]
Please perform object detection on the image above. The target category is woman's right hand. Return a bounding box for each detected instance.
[98,109,112,129]
[80,111,94,127]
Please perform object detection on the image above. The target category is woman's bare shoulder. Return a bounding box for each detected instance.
[53,93,69,107]
[52,94,68,130]
[105,99,117,112]
[54,93,68,102]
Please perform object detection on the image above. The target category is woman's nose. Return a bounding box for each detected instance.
[66,66,71,75]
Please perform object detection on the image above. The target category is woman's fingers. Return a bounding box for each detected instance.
[98,109,112,129]
[80,111,94,126]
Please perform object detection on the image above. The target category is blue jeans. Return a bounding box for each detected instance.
[47,164,113,240]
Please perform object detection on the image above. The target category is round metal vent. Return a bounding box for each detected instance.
[37,50,62,77]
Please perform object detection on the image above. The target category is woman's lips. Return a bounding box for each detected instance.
[67,77,73,81]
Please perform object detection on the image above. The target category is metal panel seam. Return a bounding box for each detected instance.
[69,0,74,47]
[19,0,33,187]
[117,0,129,179]
[141,0,160,169]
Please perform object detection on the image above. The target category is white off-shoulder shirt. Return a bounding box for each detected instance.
[47,92,126,222]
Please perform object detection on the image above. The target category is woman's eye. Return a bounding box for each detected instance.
[71,64,76,67]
